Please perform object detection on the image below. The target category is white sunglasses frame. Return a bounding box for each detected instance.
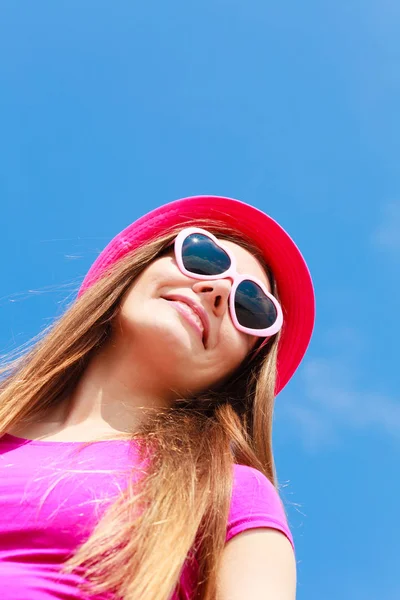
[174,227,283,338]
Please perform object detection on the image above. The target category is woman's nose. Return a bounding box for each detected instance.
[192,278,232,314]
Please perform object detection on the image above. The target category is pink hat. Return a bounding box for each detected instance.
[79,195,315,395]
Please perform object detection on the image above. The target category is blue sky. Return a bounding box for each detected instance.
[1,2,399,598]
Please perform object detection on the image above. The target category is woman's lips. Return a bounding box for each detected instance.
[163,296,209,347]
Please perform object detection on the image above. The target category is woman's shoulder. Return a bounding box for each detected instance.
[228,464,295,552]
[231,464,286,517]
[232,463,277,491]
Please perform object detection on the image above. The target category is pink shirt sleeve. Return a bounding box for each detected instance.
[226,464,295,553]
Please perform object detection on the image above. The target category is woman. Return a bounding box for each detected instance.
[0,195,315,600]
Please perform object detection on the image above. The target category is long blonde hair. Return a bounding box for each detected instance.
[0,220,283,600]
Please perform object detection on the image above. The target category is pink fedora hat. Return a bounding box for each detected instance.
[79,195,315,394]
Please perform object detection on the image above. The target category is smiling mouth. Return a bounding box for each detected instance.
[164,299,206,346]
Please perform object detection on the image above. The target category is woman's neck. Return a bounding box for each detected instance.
[35,338,176,438]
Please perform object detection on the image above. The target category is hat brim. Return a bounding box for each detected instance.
[79,195,315,395]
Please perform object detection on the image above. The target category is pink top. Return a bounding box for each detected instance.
[0,433,294,599]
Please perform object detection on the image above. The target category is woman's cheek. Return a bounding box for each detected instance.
[218,334,248,372]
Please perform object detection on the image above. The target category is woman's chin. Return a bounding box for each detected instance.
[114,313,204,365]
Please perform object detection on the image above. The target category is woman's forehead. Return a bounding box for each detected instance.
[217,238,272,292]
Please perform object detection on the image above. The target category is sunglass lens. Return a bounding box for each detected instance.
[182,234,231,276]
[234,280,277,330]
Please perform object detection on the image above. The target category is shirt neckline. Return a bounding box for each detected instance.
[1,433,131,446]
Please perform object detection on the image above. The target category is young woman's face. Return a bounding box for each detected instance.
[115,238,272,398]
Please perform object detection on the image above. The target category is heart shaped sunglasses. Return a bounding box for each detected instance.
[174,228,283,338]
